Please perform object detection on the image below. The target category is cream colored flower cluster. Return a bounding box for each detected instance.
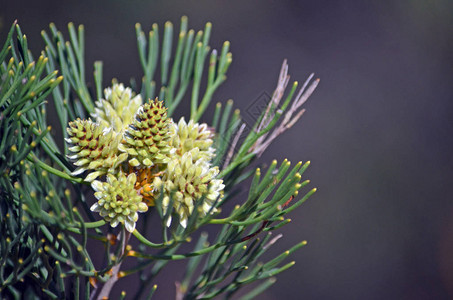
[66,83,224,232]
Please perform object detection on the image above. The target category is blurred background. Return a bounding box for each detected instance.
[2,1,453,299]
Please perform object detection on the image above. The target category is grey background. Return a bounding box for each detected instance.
[2,1,453,299]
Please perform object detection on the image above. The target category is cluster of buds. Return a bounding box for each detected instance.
[66,83,224,232]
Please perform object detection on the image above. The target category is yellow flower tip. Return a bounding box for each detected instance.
[79,24,84,30]
[216,102,222,108]
[244,266,249,270]
[234,108,240,115]
[16,111,21,117]
[41,170,48,177]
[57,233,63,240]
[77,245,83,252]
[31,141,37,148]
[256,168,261,175]
[89,277,98,288]
[14,182,20,189]
[153,284,158,289]
[186,237,192,243]
[10,145,17,152]
[135,23,141,29]
[224,40,230,47]
[313,188,317,192]
[121,291,126,296]
[47,125,52,131]
[227,99,234,105]
[234,204,240,210]
[65,189,71,197]
[127,250,137,257]
[72,207,78,212]
[301,240,308,246]
[306,160,311,166]
[118,272,126,279]
[44,245,50,252]
[18,258,23,264]
[288,218,292,222]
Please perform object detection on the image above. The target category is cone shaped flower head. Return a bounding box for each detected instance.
[119,99,172,167]
[91,83,143,133]
[170,117,215,161]
[66,119,127,182]
[153,148,224,228]
[91,172,148,232]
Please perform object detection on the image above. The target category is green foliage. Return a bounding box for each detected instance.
[0,17,318,299]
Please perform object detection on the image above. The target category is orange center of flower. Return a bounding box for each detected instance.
[127,165,163,207]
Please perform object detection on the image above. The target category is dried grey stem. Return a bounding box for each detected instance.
[263,233,283,250]
[93,229,131,300]
[223,123,246,169]
[250,60,319,157]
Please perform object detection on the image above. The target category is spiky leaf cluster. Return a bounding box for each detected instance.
[66,119,127,181]
[119,100,172,167]
[92,83,143,133]
[154,148,224,227]
[91,172,148,232]
[170,117,215,161]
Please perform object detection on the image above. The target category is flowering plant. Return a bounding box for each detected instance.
[0,17,318,299]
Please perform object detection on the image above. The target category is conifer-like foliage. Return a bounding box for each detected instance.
[0,17,319,299]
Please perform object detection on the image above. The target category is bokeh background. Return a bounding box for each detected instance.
[2,1,453,299]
